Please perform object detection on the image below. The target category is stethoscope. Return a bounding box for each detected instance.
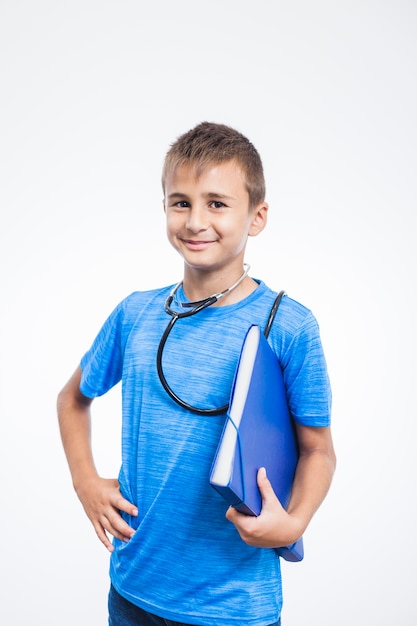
[156,263,285,416]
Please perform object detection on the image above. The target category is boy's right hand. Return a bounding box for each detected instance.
[76,476,138,552]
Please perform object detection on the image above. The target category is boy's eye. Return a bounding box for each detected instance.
[174,201,190,208]
[210,201,225,209]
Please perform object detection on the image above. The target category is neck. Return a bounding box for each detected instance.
[181,264,257,306]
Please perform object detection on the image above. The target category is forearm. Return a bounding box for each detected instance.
[286,444,336,537]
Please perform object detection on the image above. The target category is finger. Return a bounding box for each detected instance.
[98,515,135,548]
[106,484,138,517]
[114,495,138,518]
[257,468,285,513]
[257,467,275,500]
[92,521,115,552]
[225,505,239,523]
[105,508,137,540]
[257,468,285,516]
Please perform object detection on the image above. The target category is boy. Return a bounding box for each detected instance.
[57,122,336,626]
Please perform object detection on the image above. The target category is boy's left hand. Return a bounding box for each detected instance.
[225,467,303,549]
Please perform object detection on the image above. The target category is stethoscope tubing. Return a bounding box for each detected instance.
[157,293,229,415]
[156,287,286,416]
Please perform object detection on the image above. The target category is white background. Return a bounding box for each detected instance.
[1,1,416,624]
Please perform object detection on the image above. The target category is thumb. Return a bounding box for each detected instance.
[257,467,276,504]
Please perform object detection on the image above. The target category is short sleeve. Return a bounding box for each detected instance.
[280,309,332,427]
[80,301,125,398]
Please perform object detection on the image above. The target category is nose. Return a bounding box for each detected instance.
[186,205,209,233]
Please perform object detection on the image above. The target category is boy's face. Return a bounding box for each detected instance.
[163,160,267,277]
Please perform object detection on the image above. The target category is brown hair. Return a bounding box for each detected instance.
[162,122,265,209]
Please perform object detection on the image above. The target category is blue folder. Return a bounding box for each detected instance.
[210,324,304,562]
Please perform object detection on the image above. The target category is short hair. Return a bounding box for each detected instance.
[162,122,265,209]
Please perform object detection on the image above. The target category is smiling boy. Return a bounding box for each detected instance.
[164,159,265,287]
[57,122,335,626]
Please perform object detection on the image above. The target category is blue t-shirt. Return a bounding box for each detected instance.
[80,280,331,626]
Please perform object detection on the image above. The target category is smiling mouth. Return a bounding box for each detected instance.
[183,239,216,248]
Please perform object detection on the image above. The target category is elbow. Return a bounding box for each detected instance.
[56,366,91,421]
[329,448,337,480]
[324,437,337,480]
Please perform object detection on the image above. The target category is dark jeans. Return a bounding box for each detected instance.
[108,585,281,626]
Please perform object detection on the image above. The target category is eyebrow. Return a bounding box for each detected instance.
[167,192,189,202]
[167,192,235,202]
[205,192,235,201]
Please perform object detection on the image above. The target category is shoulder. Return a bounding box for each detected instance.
[92,285,174,343]
[256,282,318,334]
[261,287,325,365]
[116,285,174,320]
[121,284,173,306]
[277,294,318,335]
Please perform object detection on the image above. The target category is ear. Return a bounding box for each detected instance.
[162,198,167,214]
[248,202,268,237]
